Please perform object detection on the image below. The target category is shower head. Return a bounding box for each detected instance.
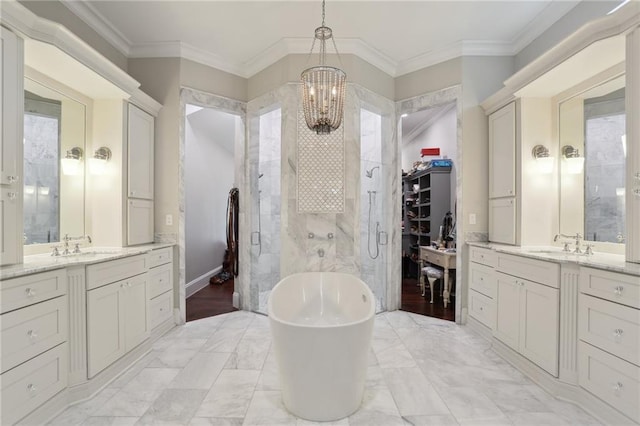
[365,166,380,178]
[258,173,264,179]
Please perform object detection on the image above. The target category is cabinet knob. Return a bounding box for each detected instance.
[130,191,135,196]
[7,175,19,183]
[27,329,38,340]
[613,328,624,339]
[25,288,36,297]
[27,383,37,393]
[614,286,624,296]
[7,192,18,200]
[613,382,624,392]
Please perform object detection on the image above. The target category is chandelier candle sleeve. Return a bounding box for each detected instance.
[301,0,346,135]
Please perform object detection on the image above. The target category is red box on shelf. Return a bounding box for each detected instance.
[421,148,440,157]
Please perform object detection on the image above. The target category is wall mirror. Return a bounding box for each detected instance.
[559,74,626,244]
[23,76,86,245]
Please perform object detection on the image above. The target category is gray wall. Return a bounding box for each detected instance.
[395,58,462,102]
[18,0,128,71]
[181,58,247,102]
[185,108,236,283]
[515,1,616,71]
[248,54,395,101]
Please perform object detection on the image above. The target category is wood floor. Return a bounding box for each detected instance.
[186,277,236,322]
[401,276,455,321]
[186,274,454,322]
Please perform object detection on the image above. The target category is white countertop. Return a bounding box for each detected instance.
[467,242,640,277]
[1,243,175,280]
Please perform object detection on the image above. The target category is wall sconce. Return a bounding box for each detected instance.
[24,185,35,195]
[562,145,584,174]
[90,146,112,175]
[531,144,554,174]
[61,147,83,175]
[38,186,50,196]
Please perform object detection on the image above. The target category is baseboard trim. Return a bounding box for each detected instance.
[186,266,222,298]
[465,319,637,426]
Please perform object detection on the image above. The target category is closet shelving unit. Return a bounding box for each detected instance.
[402,166,452,273]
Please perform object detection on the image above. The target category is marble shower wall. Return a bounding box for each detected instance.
[255,108,282,313]
[360,109,386,312]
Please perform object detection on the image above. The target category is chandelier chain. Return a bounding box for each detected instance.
[322,0,326,27]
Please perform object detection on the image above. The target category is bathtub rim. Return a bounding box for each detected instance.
[267,272,376,329]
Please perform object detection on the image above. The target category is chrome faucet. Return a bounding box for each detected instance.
[554,233,582,253]
[62,234,71,255]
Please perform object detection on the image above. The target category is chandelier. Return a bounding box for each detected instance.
[301,0,346,135]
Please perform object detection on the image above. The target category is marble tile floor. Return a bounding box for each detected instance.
[50,310,601,426]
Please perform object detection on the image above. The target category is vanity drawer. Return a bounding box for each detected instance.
[1,343,68,425]
[149,247,172,269]
[149,263,172,299]
[1,296,67,373]
[469,246,496,268]
[496,253,559,288]
[150,291,173,330]
[579,294,640,366]
[469,289,495,330]
[579,342,640,423]
[1,269,66,314]
[580,267,640,309]
[469,262,496,299]
[86,254,147,290]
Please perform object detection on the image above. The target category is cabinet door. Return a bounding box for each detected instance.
[494,272,520,351]
[520,280,559,376]
[127,104,154,200]
[489,198,516,245]
[0,27,23,266]
[489,102,516,198]
[87,282,125,378]
[127,198,153,245]
[123,273,150,351]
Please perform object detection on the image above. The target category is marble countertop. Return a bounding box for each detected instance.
[1,242,175,280]
[466,242,640,276]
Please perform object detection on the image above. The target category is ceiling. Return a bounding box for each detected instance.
[61,0,590,79]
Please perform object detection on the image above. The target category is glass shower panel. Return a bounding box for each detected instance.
[360,108,386,312]
[254,107,282,314]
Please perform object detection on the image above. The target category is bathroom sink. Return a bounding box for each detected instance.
[525,249,562,254]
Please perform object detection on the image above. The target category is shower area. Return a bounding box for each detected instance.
[251,106,282,314]
[246,84,398,315]
[360,108,387,313]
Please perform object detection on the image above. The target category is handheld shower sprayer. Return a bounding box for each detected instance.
[365,166,380,179]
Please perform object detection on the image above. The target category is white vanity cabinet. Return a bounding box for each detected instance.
[468,246,497,330]
[0,269,68,425]
[488,102,518,245]
[494,253,560,376]
[488,102,516,199]
[86,255,150,378]
[126,104,155,246]
[0,26,23,266]
[578,267,640,423]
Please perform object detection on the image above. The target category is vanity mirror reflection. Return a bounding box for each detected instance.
[559,74,626,245]
[23,73,87,246]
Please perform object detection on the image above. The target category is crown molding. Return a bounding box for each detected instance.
[0,0,139,96]
[50,0,583,79]
[129,41,247,77]
[60,0,131,56]
[510,1,581,54]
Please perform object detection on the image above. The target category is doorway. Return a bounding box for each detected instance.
[184,104,239,321]
[400,101,458,321]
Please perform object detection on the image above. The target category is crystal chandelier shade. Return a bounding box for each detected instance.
[301,1,346,135]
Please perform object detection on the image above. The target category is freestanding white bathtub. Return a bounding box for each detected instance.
[268,272,376,421]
